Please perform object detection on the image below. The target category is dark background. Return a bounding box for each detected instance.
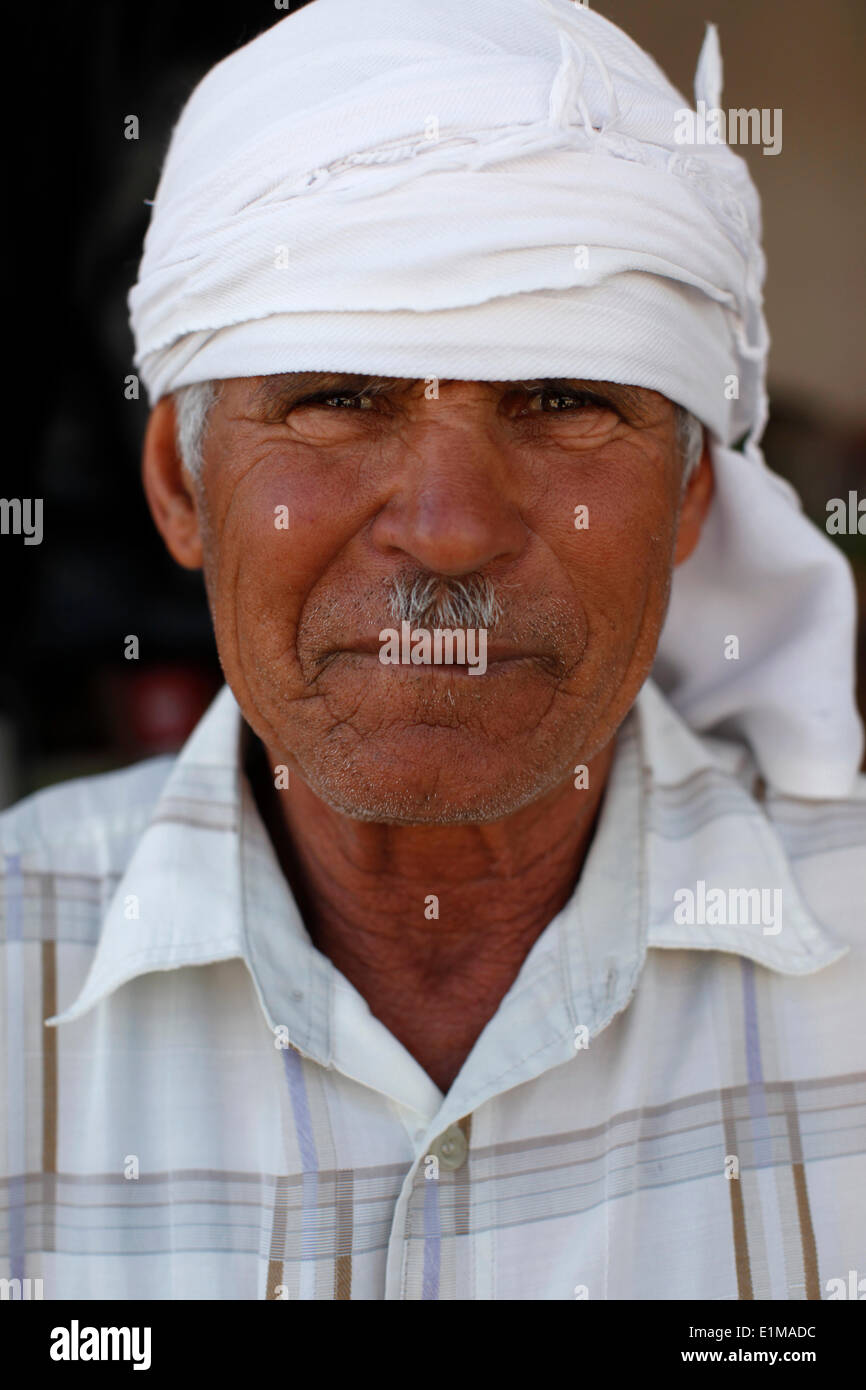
[4,0,864,805]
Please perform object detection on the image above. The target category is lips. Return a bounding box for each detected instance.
[322,645,542,680]
[335,636,533,663]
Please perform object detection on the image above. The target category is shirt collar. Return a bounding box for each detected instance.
[49,679,847,1050]
[48,684,250,1026]
[637,679,847,972]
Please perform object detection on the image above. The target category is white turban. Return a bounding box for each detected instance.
[129,0,863,798]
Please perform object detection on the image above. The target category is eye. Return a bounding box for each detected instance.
[276,389,381,440]
[525,389,618,415]
[295,392,374,411]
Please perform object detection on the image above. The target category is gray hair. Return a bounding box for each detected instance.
[676,404,705,482]
[174,379,704,481]
[175,380,221,481]
[387,571,504,629]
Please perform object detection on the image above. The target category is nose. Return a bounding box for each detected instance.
[370,419,527,576]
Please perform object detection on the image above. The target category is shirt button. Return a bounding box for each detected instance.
[429,1123,468,1172]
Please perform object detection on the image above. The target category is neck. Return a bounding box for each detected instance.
[247,737,617,1092]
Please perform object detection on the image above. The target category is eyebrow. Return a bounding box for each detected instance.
[250,373,655,421]
[251,373,402,413]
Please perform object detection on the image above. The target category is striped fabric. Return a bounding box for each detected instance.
[1,680,864,1300]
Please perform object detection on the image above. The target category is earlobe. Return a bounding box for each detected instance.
[141,397,204,570]
[673,445,714,566]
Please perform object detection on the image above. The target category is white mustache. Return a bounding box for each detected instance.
[386,573,503,630]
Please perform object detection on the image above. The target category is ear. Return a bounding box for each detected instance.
[141,396,204,570]
[673,437,714,566]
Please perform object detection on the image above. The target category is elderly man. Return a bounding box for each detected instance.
[3,0,864,1302]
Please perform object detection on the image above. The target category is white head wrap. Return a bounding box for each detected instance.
[129,0,863,797]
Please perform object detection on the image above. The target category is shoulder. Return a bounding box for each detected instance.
[1,754,176,867]
[1,755,178,947]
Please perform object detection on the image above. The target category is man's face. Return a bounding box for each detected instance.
[150,374,709,823]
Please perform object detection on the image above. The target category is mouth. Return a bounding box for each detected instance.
[319,638,546,678]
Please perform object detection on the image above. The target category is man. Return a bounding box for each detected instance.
[2,0,864,1301]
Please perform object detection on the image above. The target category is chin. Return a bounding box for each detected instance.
[300,748,561,826]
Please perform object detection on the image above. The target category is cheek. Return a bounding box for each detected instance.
[542,465,679,648]
[206,460,361,672]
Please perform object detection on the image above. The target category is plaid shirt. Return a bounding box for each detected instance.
[2,680,864,1300]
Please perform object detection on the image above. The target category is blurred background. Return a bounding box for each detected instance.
[4,0,864,805]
